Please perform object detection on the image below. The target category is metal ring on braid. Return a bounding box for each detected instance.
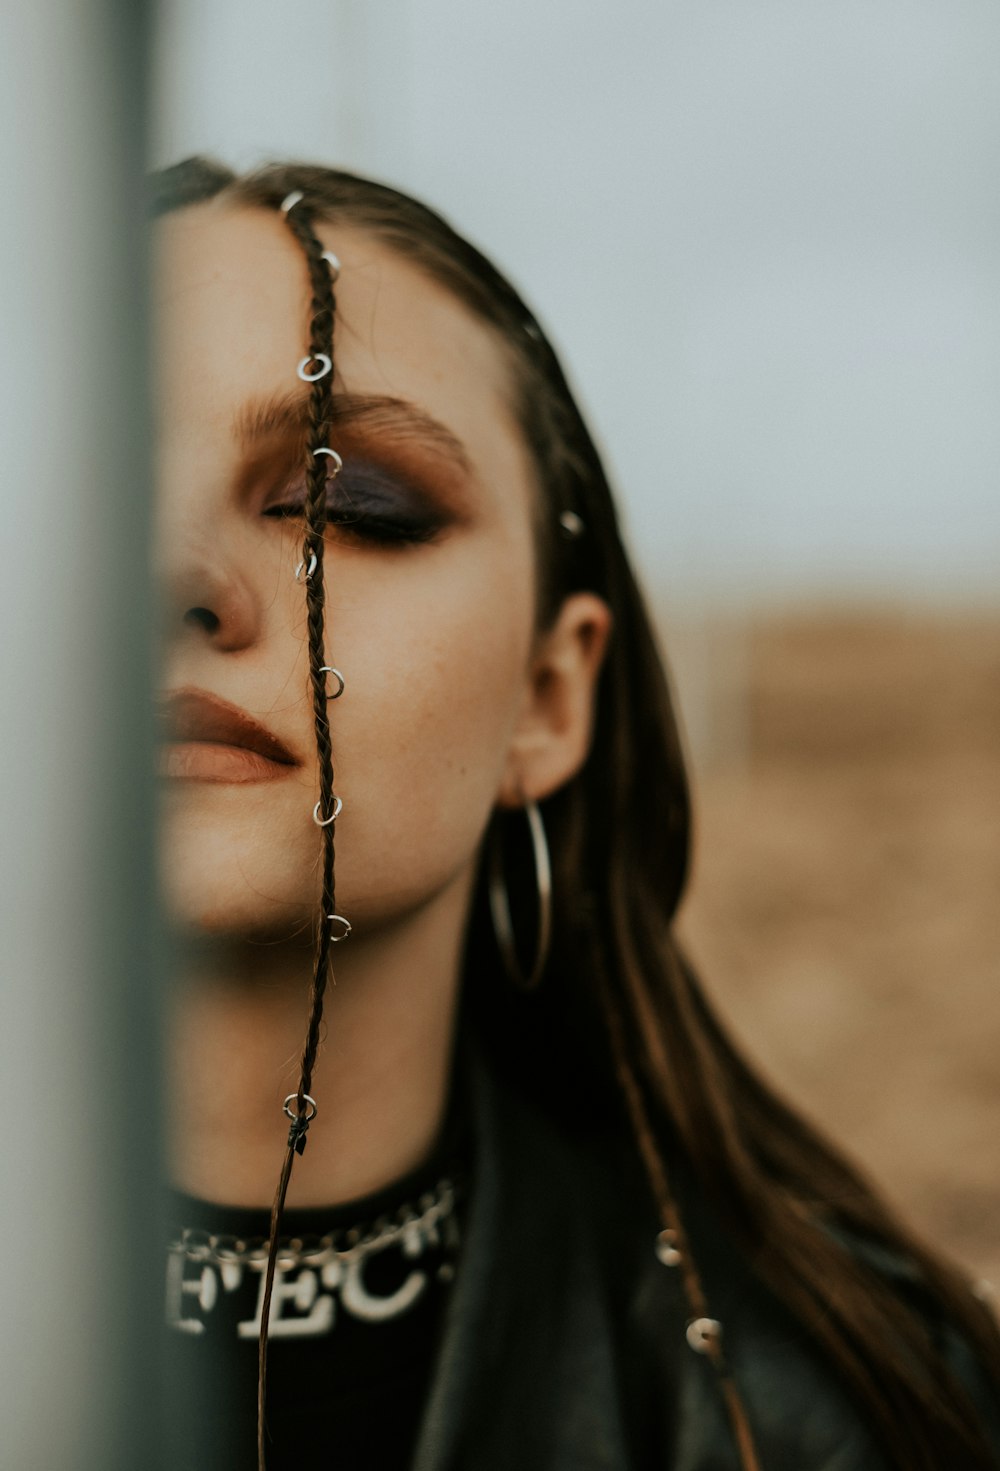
[253,190,763,1471]
[587,914,764,1471]
[256,191,343,1471]
[283,198,341,1113]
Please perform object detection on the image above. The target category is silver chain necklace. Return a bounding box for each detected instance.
[166,1175,463,1338]
[168,1174,461,1270]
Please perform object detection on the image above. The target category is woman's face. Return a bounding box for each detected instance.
[155,202,542,940]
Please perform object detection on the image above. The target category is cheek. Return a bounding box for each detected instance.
[156,526,539,939]
[328,542,536,918]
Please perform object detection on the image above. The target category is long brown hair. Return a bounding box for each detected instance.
[152,158,1000,1468]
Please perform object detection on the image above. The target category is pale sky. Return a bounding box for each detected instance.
[154,0,1000,607]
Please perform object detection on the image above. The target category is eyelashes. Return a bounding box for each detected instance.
[261,459,448,546]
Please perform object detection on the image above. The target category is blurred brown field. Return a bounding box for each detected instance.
[671,610,1000,1287]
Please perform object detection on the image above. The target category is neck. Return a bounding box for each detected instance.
[166,870,473,1209]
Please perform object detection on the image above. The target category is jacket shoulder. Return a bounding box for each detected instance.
[416,1042,999,1471]
[584,1124,1000,1469]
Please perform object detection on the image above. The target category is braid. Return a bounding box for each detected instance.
[272,188,760,1471]
[282,202,339,1104]
[591,921,764,1471]
[255,191,344,1471]
[251,188,763,1471]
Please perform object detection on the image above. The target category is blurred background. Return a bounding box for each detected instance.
[151,0,999,1277]
[3,2,997,1464]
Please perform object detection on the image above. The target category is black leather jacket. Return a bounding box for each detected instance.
[411,1045,1000,1471]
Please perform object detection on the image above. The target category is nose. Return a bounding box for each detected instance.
[155,461,263,653]
[158,530,262,651]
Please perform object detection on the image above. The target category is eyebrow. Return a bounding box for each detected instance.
[232,389,474,477]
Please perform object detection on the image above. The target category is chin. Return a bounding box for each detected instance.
[158,822,318,942]
[162,877,314,942]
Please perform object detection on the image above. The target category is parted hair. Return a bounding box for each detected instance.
[153,157,1000,1471]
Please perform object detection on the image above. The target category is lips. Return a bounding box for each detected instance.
[158,688,300,778]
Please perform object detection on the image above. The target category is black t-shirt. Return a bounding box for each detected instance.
[161,1099,470,1471]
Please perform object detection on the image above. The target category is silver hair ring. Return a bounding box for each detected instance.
[321,251,341,280]
[319,666,345,700]
[297,354,333,382]
[313,795,343,826]
[559,510,585,538]
[655,1229,682,1267]
[295,553,318,581]
[686,1318,722,1354]
[280,190,305,213]
[314,447,343,473]
[282,1093,317,1122]
[327,914,352,941]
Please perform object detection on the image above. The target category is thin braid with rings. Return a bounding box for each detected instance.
[588,919,764,1471]
[254,188,346,1471]
[255,183,766,1471]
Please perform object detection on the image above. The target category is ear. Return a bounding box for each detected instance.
[497,592,612,808]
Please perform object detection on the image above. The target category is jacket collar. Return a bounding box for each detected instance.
[411,1040,640,1471]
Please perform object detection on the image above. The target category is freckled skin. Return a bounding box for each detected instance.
[155,202,610,1206]
[156,204,540,940]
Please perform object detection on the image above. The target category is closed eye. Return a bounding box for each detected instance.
[262,458,449,546]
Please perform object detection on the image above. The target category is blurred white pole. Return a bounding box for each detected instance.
[0,2,160,1468]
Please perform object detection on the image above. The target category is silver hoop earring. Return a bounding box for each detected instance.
[488,799,552,992]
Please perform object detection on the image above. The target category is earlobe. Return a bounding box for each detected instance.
[497,592,612,808]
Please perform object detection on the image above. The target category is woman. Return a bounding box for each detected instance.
[152,159,1000,1471]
